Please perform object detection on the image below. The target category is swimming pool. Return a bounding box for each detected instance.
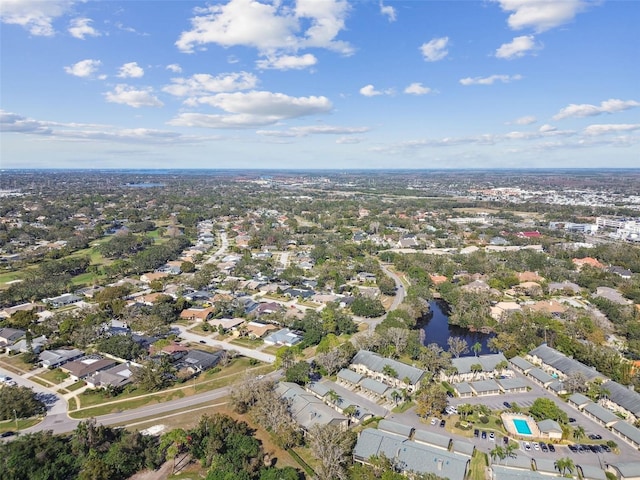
[513,419,532,435]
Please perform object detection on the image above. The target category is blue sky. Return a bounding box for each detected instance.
[1,0,639,169]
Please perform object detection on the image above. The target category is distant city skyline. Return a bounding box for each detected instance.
[1,0,639,169]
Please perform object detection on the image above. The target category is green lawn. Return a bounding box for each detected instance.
[468,450,488,480]
[0,417,41,433]
[36,368,69,384]
[0,271,24,285]
[229,337,264,348]
[67,380,86,392]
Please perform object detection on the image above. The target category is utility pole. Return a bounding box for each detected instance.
[13,409,18,430]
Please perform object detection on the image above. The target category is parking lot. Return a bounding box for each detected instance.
[388,368,640,467]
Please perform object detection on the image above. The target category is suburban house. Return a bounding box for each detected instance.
[39,348,85,369]
[263,328,303,347]
[606,462,640,480]
[537,419,563,440]
[85,363,134,390]
[43,293,83,308]
[350,350,426,393]
[179,307,214,322]
[178,349,222,374]
[245,321,277,339]
[0,327,25,346]
[7,335,47,354]
[61,356,117,381]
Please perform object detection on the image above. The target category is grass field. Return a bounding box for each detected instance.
[36,368,69,385]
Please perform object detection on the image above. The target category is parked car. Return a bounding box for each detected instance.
[503,401,511,409]
[489,432,495,441]
[548,444,556,453]
[431,418,438,426]
[439,419,446,428]
[602,445,611,453]
[568,445,577,452]
[541,443,548,452]
[503,436,509,445]
[474,429,479,438]
[568,417,576,423]
[524,442,531,451]
[533,442,540,451]
[0,431,15,438]
[481,431,487,439]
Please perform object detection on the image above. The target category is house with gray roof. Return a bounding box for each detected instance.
[490,465,549,480]
[39,348,84,368]
[179,349,222,374]
[359,377,389,399]
[377,419,413,438]
[526,367,556,388]
[413,429,451,450]
[7,335,47,354]
[0,327,25,346]
[568,393,592,409]
[44,293,83,308]
[454,382,474,398]
[85,363,134,390]
[606,461,640,480]
[350,350,426,393]
[578,464,608,480]
[583,402,620,427]
[527,343,605,383]
[537,419,563,440]
[594,287,632,305]
[442,353,510,383]
[496,378,528,394]
[509,356,534,374]
[610,421,640,450]
[337,368,363,388]
[264,328,302,347]
[470,379,501,396]
[276,382,348,432]
[548,281,582,294]
[602,380,640,424]
[353,428,470,480]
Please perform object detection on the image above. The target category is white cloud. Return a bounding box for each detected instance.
[256,53,317,70]
[494,0,594,33]
[512,115,537,125]
[495,35,539,59]
[64,59,103,78]
[404,83,433,95]
[336,136,363,144]
[553,99,640,120]
[104,85,163,108]
[380,2,396,22]
[117,62,145,78]
[539,124,557,132]
[68,17,100,39]
[0,0,74,36]
[170,91,332,129]
[1,110,217,144]
[166,64,182,73]
[257,125,369,137]
[175,0,352,56]
[359,84,394,97]
[583,124,640,136]
[163,72,258,99]
[459,74,523,86]
[420,37,449,62]
[360,85,382,97]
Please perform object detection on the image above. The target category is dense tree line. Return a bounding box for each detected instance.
[0,385,46,420]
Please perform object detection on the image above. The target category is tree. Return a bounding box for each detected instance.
[285,361,311,385]
[385,327,410,357]
[350,296,386,318]
[554,457,575,476]
[564,371,588,393]
[457,403,473,419]
[382,364,398,379]
[131,357,176,391]
[308,424,355,480]
[415,383,448,419]
[0,385,46,420]
[472,342,482,357]
[529,398,568,424]
[490,446,506,462]
[160,428,188,473]
[572,425,586,441]
[447,337,469,358]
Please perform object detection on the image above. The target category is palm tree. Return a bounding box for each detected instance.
[458,403,473,420]
[573,425,586,441]
[505,442,518,458]
[473,342,482,357]
[391,390,402,405]
[490,446,506,462]
[554,457,575,476]
[326,389,341,406]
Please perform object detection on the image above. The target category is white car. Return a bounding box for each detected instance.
[533,442,540,450]
[430,418,438,426]
[523,442,531,451]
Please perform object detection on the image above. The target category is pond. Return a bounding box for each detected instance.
[419,300,494,356]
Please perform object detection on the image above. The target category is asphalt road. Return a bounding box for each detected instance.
[174,326,276,363]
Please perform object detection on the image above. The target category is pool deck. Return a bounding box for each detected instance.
[501,413,541,438]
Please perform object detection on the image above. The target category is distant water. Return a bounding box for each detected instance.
[420,300,494,356]
[122,182,166,188]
